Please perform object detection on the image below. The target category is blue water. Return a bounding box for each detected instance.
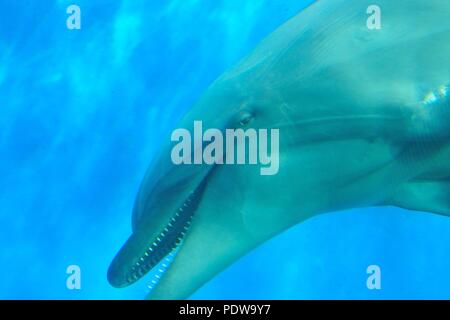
[0,0,449,299]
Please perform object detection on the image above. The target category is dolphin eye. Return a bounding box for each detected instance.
[238,111,254,126]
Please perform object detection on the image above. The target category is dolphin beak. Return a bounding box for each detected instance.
[107,145,213,288]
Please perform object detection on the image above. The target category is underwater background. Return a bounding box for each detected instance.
[0,0,449,299]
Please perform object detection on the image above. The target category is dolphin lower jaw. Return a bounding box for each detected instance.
[108,178,208,288]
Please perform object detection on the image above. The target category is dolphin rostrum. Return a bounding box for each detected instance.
[108,0,450,299]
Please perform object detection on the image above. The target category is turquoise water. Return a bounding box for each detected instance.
[0,0,449,299]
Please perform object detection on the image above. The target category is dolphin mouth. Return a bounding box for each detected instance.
[107,177,208,288]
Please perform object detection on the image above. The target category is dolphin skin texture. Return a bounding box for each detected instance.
[108,0,450,299]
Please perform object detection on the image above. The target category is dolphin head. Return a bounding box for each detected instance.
[106,70,284,291]
[108,0,450,298]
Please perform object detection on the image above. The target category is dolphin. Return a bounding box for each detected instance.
[108,0,450,299]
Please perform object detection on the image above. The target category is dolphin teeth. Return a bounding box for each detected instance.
[129,180,204,288]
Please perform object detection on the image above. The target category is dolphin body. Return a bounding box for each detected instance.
[108,0,450,299]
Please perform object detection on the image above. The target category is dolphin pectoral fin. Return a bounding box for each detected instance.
[386,179,450,217]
